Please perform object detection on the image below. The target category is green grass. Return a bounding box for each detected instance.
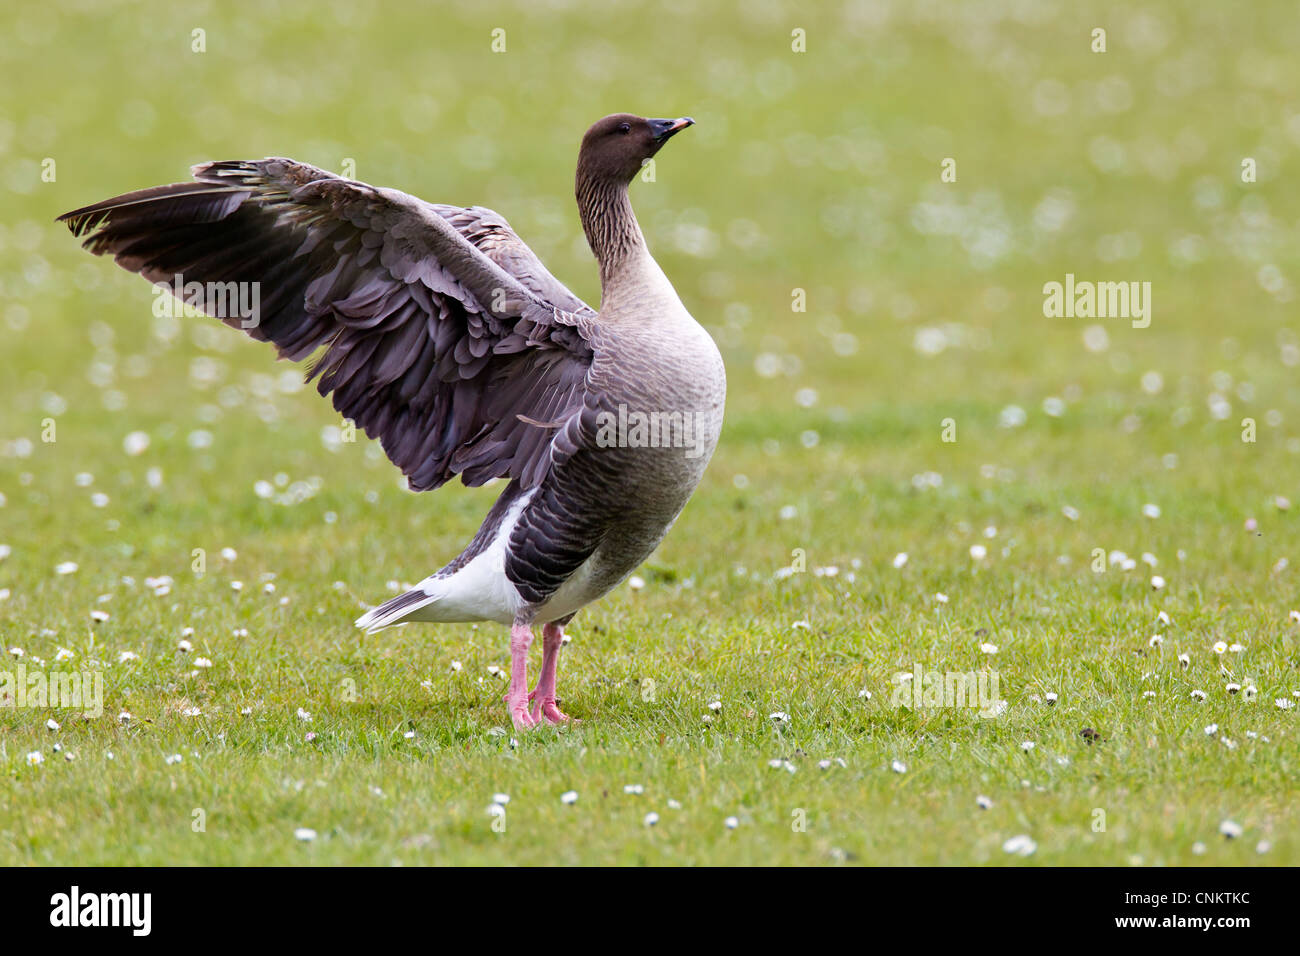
[2,0,1299,865]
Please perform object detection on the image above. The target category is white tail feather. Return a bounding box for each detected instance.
[355,587,439,633]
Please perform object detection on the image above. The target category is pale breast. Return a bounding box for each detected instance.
[589,315,726,466]
[528,313,725,619]
[521,253,727,621]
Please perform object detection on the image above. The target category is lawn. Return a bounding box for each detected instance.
[1,0,1298,865]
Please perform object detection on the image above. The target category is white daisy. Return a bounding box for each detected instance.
[1002,834,1037,856]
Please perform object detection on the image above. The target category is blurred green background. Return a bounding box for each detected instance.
[1,1,1298,865]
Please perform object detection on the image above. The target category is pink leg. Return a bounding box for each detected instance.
[529,622,576,724]
[503,622,538,730]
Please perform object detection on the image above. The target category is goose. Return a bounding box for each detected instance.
[58,113,726,729]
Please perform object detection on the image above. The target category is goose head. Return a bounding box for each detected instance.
[578,113,694,184]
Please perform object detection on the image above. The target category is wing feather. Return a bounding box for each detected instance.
[59,158,597,491]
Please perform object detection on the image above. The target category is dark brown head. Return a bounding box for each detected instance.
[577,113,695,185]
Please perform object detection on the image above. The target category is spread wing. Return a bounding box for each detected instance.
[58,158,596,491]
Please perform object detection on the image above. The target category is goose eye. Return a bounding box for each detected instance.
[617,123,631,134]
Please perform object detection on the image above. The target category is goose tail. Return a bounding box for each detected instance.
[355,586,439,633]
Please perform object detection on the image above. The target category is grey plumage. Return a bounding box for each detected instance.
[60,114,724,725]
[60,159,593,494]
